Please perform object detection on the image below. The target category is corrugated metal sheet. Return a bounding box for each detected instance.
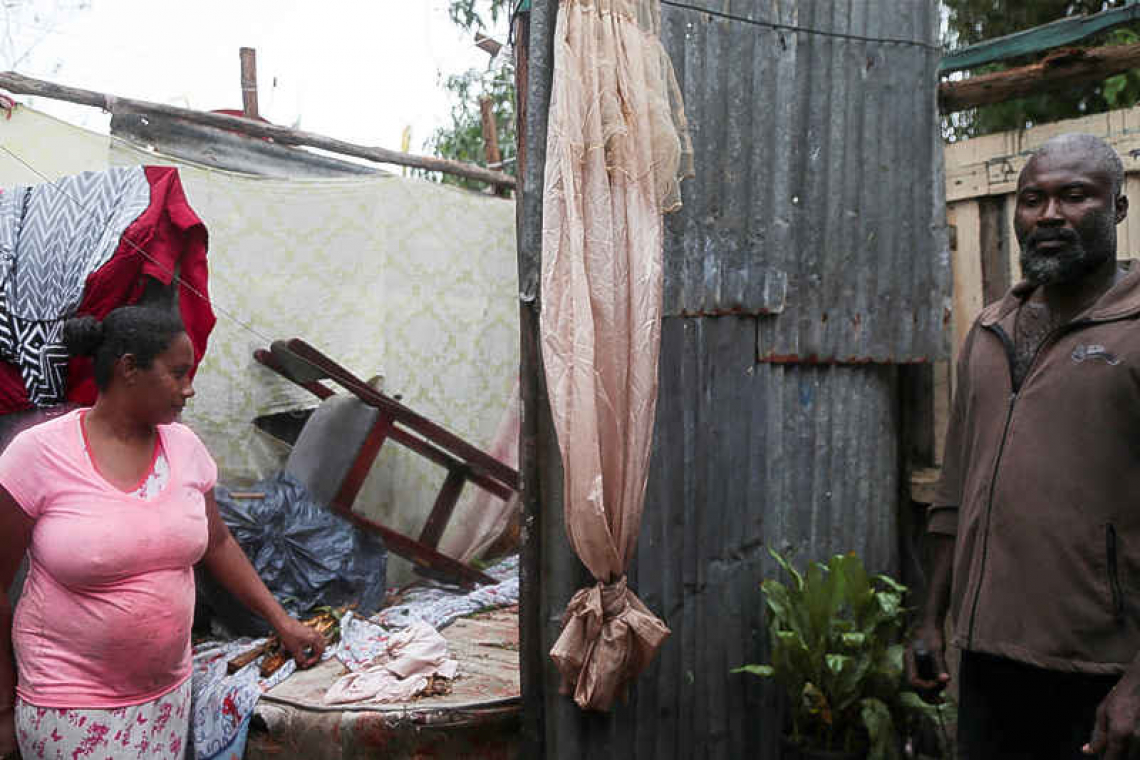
[532,1,944,758]
[661,0,948,363]
[540,319,900,760]
[109,113,383,179]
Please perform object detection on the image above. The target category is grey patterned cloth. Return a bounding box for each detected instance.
[0,167,152,405]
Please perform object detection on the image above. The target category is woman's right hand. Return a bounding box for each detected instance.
[0,706,19,759]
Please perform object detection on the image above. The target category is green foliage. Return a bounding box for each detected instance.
[420,0,517,192]
[732,550,954,760]
[423,65,516,192]
[942,0,1140,141]
[448,0,512,32]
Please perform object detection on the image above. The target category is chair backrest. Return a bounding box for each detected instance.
[284,393,381,506]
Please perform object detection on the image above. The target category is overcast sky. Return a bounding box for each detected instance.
[0,0,509,155]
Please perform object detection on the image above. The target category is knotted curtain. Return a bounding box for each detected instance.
[540,0,692,712]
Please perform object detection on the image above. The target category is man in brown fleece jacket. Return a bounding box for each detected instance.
[907,133,1140,759]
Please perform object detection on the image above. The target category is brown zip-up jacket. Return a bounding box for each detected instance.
[932,265,1140,674]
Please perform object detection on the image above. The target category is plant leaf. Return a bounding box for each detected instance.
[731,664,775,678]
[769,547,805,591]
[874,573,907,594]
[860,697,899,760]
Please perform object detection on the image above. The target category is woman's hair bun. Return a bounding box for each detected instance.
[61,315,106,358]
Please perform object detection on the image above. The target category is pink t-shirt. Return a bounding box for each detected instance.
[0,409,217,708]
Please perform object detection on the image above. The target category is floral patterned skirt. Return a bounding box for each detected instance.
[15,677,190,759]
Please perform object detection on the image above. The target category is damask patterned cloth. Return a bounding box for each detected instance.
[14,677,191,760]
[0,107,517,579]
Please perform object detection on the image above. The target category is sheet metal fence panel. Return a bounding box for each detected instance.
[661,0,948,363]
[540,319,901,760]
[535,0,942,757]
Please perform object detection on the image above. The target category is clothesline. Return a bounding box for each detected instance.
[658,0,941,51]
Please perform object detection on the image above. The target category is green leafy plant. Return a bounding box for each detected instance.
[734,550,953,760]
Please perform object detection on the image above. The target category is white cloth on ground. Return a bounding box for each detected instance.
[324,620,458,705]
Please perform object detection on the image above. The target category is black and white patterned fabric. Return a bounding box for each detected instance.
[0,167,151,406]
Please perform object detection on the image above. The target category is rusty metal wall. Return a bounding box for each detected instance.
[661,0,948,363]
[539,321,902,759]
[529,0,946,758]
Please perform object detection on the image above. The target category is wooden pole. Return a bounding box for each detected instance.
[480,96,509,197]
[516,1,556,756]
[939,42,1140,114]
[239,47,258,119]
[0,71,516,189]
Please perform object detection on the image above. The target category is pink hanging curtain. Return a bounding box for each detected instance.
[541,0,692,712]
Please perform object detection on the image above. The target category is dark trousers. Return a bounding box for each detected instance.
[957,651,1119,759]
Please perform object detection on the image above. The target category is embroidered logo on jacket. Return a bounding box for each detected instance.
[1071,344,1121,365]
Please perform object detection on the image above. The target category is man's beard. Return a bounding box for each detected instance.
[1018,219,1115,286]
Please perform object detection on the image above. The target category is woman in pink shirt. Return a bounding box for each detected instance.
[0,306,326,759]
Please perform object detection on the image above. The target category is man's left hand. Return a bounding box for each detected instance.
[1084,674,1140,759]
[275,617,326,669]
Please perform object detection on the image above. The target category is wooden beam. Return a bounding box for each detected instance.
[940,2,1140,74]
[475,32,503,58]
[0,71,516,189]
[239,47,258,119]
[480,96,509,197]
[939,43,1140,114]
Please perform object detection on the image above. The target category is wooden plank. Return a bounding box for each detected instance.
[944,102,1140,203]
[1005,194,1021,287]
[951,200,985,358]
[940,43,1140,114]
[1123,174,1140,260]
[909,467,941,504]
[939,3,1140,74]
[240,47,259,119]
[0,71,516,189]
[978,196,1009,305]
[479,96,509,197]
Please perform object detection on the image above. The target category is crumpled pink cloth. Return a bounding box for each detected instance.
[324,620,459,705]
[550,577,670,711]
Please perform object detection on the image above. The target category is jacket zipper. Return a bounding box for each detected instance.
[967,324,1017,647]
[1107,524,1125,621]
[967,318,1089,647]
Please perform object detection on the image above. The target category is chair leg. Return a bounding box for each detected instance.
[419,467,468,548]
[331,415,392,512]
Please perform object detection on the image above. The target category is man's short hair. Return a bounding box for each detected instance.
[1031,133,1125,198]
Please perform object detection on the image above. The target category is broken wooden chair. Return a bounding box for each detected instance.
[254,338,518,588]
